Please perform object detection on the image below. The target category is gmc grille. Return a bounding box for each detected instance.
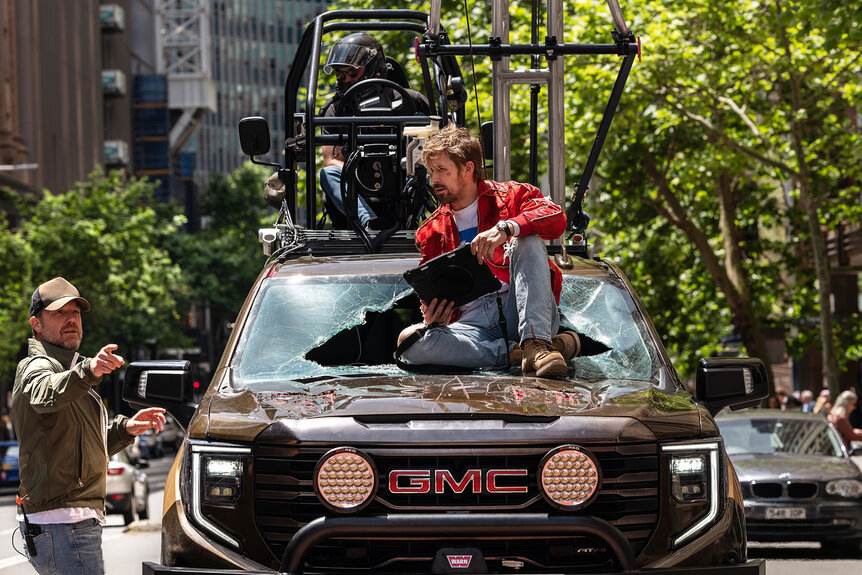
[253,442,658,571]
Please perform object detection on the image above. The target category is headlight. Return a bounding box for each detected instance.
[190,444,252,548]
[663,441,721,548]
[314,447,378,512]
[670,454,707,502]
[538,445,601,509]
[204,458,243,505]
[826,479,862,498]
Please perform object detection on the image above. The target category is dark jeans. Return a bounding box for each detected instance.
[20,518,104,574]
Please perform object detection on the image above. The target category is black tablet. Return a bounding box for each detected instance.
[403,244,503,307]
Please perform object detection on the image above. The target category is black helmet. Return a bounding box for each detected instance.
[324,33,387,80]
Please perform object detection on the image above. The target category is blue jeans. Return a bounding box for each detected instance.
[319,165,376,226]
[402,235,560,369]
[20,518,104,574]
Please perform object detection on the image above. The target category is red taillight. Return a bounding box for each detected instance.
[106,467,124,476]
[108,493,128,500]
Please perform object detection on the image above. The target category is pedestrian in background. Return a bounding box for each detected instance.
[800,389,815,413]
[12,277,166,574]
[828,390,862,451]
[813,389,831,415]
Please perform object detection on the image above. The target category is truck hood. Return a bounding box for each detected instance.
[189,373,703,443]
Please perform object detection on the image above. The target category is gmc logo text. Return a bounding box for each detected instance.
[388,469,529,494]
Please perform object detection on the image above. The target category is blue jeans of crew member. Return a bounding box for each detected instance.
[20,518,104,574]
[319,165,376,227]
[401,235,560,369]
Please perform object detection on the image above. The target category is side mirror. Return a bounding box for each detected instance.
[695,358,769,416]
[238,116,271,156]
[123,360,198,430]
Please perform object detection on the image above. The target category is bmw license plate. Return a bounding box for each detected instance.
[765,507,806,520]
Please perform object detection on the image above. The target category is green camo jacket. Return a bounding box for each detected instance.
[12,338,134,514]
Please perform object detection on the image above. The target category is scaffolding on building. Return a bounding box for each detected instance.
[154,0,216,156]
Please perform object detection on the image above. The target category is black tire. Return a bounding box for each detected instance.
[137,485,149,521]
[122,504,135,526]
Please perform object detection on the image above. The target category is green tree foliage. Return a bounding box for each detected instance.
[599,0,861,391]
[0,170,188,399]
[329,0,860,386]
[18,170,188,357]
[171,163,272,357]
[0,217,33,380]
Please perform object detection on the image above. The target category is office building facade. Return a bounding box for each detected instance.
[195,0,330,182]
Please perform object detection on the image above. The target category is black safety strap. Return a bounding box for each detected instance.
[496,293,510,362]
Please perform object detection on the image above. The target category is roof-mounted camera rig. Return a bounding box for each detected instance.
[237,1,638,262]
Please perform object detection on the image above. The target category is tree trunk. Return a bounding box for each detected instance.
[642,156,775,387]
[798,189,840,398]
[775,4,842,398]
[716,170,774,388]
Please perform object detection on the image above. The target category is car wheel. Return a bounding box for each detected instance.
[137,484,149,520]
[122,484,136,525]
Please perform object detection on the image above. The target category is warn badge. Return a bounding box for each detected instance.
[432,548,487,574]
[447,555,472,568]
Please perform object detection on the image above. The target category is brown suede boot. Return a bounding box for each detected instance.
[520,338,568,379]
[510,331,580,366]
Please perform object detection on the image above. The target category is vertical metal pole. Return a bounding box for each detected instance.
[491,0,510,182]
[430,0,442,38]
[547,0,565,227]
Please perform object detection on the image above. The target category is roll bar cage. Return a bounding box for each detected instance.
[239,1,638,259]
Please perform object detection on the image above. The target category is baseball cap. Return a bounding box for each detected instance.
[29,277,91,317]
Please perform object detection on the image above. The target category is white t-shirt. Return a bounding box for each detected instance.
[18,507,106,525]
[451,200,508,314]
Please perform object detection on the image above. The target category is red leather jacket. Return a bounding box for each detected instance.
[416,179,566,303]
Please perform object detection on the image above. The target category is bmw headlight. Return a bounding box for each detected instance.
[826,479,862,498]
[663,441,722,548]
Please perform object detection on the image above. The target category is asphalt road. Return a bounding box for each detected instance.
[0,454,859,574]
[0,454,172,574]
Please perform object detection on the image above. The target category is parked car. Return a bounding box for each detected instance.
[0,441,19,487]
[106,446,150,525]
[717,409,862,555]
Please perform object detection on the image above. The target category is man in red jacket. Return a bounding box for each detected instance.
[398,124,577,378]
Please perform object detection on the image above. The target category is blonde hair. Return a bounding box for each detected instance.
[831,390,858,417]
[421,123,485,183]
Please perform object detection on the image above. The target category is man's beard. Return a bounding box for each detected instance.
[49,331,82,351]
[433,186,455,205]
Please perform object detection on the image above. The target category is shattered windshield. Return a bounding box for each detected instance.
[230,273,659,391]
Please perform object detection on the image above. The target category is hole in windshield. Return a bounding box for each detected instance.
[229,273,659,390]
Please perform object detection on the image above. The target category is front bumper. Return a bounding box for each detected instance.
[142,513,765,575]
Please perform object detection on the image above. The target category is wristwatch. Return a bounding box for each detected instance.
[496,220,513,237]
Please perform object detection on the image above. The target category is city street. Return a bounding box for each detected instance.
[0,455,171,574]
[0,455,859,574]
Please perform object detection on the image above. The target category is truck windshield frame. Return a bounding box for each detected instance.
[228,273,661,391]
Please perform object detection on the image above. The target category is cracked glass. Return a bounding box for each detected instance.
[230,272,660,391]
